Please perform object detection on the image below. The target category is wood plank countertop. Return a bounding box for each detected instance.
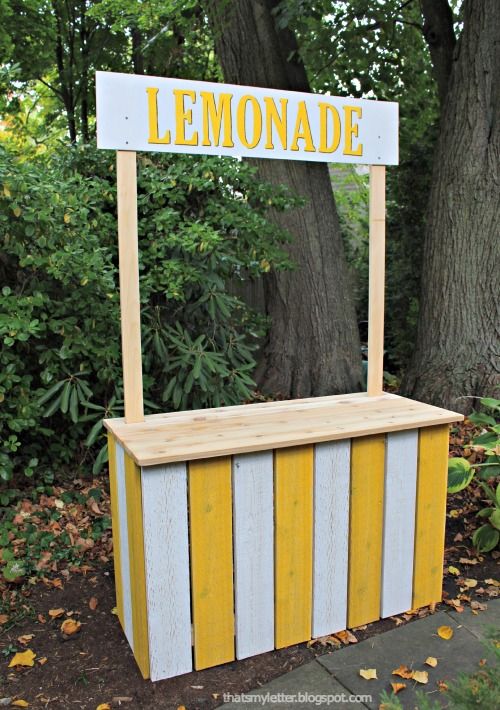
[104,392,463,467]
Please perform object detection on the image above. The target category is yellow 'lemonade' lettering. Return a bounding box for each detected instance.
[318,102,341,153]
[237,95,263,149]
[173,89,199,146]
[290,101,315,152]
[264,97,288,150]
[343,106,363,156]
[200,91,234,147]
[146,87,171,144]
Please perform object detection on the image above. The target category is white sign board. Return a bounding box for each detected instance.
[96,71,398,165]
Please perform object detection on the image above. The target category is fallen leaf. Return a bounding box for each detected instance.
[437,625,454,640]
[16,635,34,646]
[359,668,377,680]
[448,566,460,575]
[89,597,98,611]
[459,557,478,565]
[61,619,81,636]
[392,664,413,679]
[8,650,36,668]
[48,608,65,619]
[390,616,404,626]
[307,635,340,648]
[412,670,429,684]
[464,578,477,588]
[425,656,438,667]
[390,682,406,694]
[334,629,357,644]
[12,702,29,708]
[470,601,487,611]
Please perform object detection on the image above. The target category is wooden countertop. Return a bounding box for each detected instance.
[104,392,463,467]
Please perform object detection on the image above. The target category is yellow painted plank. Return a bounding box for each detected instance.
[124,452,150,679]
[103,393,462,467]
[412,425,449,609]
[189,457,234,669]
[275,445,314,648]
[348,435,385,628]
[107,433,124,628]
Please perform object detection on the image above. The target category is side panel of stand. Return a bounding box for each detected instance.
[107,425,450,681]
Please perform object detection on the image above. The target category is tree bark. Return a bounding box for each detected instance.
[402,0,500,412]
[207,0,362,397]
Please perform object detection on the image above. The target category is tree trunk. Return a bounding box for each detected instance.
[402,0,500,412]
[207,0,362,397]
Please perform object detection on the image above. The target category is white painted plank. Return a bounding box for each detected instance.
[313,440,350,637]
[141,463,192,680]
[115,443,134,650]
[232,451,274,659]
[381,429,418,618]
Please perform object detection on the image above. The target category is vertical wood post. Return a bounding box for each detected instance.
[367,165,386,397]
[116,151,144,423]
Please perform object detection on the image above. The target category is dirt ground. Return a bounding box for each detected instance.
[0,483,498,710]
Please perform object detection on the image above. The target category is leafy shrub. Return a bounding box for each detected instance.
[0,144,295,482]
[447,397,500,552]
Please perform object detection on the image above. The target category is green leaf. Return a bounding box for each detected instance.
[489,509,500,531]
[3,560,26,581]
[69,386,79,423]
[479,397,500,411]
[468,412,496,427]
[473,432,498,447]
[92,443,108,475]
[37,379,65,406]
[85,419,103,447]
[477,508,495,518]
[43,393,63,417]
[472,524,500,553]
[60,380,71,414]
[447,457,474,494]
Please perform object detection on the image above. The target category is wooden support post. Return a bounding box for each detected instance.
[117,151,144,423]
[367,165,386,397]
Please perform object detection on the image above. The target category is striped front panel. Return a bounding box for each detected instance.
[108,425,449,681]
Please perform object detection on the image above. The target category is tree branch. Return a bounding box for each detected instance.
[420,0,456,106]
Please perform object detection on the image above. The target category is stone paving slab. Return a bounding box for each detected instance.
[317,608,498,709]
[447,597,500,641]
[220,658,370,709]
[219,600,499,709]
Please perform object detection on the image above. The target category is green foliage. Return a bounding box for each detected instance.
[447,398,500,552]
[448,457,475,494]
[0,143,295,482]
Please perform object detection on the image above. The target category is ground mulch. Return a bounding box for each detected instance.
[0,420,498,709]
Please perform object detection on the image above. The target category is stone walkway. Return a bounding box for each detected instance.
[221,599,499,709]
